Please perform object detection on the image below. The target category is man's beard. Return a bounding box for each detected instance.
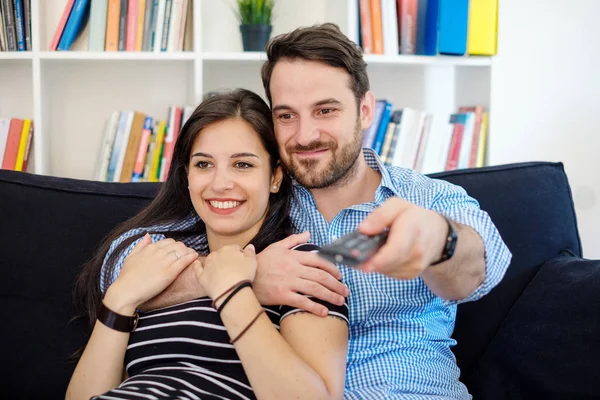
[284,119,363,189]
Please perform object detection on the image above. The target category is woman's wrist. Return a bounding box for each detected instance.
[103,286,138,316]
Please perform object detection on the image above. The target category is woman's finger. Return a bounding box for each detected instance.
[130,233,152,255]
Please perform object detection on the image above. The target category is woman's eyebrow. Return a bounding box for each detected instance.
[190,152,259,159]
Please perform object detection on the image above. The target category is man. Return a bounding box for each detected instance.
[105,23,511,399]
[255,23,512,399]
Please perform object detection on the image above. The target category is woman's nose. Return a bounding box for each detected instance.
[212,169,235,192]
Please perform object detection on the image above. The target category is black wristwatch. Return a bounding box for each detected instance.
[97,302,139,333]
[430,215,457,266]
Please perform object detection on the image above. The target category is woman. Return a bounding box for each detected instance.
[66,89,348,400]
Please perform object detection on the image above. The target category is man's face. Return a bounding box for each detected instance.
[269,59,367,189]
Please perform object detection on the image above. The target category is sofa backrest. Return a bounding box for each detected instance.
[0,162,581,398]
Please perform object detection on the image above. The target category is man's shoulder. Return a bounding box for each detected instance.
[382,166,460,203]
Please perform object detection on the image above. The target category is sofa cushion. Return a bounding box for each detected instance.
[430,162,582,378]
[465,253,600,399]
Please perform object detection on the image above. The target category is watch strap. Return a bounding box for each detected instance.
[97,302,139,333]
[430,215,457,266]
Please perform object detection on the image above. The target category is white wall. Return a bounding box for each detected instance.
[489,0,600,258]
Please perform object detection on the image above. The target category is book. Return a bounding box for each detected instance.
[131,116,153,182]
[476,112,489,168]
[2,0,17,51]
[119,111,146,182]
[14,119,31,171]
[118,0,127,51]
[398,0,418,55]
[438,0,469,55]
[1,118,24,170]
[370,0,384,54]
[0,118,10,167]
[94,111,120,181]
[381,0,399,56]
[362,100,385,149]
[125,0,138,51]
[445,113,467,170]
[57,0,91,51]
[371,100,393,154]
[358,0,372,54]
[88,0,108,51]
[14,0,25,51]
[467,0,499,55]
[49,0,75,51]
[105,0,120,51]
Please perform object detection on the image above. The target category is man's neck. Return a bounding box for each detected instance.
[309,151,382,222]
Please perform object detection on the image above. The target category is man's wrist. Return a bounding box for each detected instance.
[429,214,458,266]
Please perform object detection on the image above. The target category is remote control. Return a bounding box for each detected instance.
[318,230,388,267]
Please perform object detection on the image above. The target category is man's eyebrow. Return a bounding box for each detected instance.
[272,98,343,113]
[190,152,259,159]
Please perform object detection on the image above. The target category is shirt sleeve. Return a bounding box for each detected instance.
[428,177,513,305]
[100,229,167,294]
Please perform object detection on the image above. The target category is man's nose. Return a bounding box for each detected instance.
[296,118,320,146]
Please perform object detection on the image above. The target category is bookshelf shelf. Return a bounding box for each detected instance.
[38,51,197,61]
[0,0,494,180]
[0,52,34,60]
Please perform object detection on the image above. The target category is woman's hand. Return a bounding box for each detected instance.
[195,244,257,300]
[104,234,199,314]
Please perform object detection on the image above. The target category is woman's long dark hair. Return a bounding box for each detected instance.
[74,89,294,325]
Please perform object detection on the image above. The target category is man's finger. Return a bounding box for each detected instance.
[277,231,310,249]
[287,293,329,317]
[296,279,346,307]
[297,251,343,280]
[359,198,410,235]
[299,266,349,297]
[131,233,152,255]
[362,216,415,273]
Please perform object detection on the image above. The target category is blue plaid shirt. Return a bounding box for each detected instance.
[101,148,511,400]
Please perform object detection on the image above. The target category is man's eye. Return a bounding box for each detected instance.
[319,108,334,115]
[195,161,210,169]
[235,162,253,169]
[279,113,293,120]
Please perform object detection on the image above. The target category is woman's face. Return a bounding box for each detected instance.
[187,118,282,246]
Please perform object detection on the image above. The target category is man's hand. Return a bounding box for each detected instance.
[358,198,448,279]
[254,231,350,316]
[357,197,486,301]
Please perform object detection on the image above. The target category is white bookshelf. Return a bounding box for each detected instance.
[0,0,492,180]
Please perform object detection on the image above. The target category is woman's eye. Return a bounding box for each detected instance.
[195,161,210,169]
[235,162,253,169]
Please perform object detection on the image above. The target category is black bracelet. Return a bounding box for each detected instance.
[216,281,253,314]
[430,215,458,266]
[97,302,139,333]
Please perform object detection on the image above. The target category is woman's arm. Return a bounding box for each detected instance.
[67,235,198,400]
[65,293,133,400]
[217,287,348,400]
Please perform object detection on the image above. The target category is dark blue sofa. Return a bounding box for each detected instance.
[0,162,598,399]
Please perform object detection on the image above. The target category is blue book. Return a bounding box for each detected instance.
[438,0,469,55]
[421,0,440,55]
[362,100,385,149]
[14,0,25,51]
[57,0,91,51]
[107,112,129,182]
[371,101,393,155]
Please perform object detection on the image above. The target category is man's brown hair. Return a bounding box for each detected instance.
[261,23,370,108]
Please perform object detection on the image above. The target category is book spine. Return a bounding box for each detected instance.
[118,0,127,51]
[372,101,393,154]
[160,0,172,52]
[14,118,30,170]
[135,0,145,50]
[1,118,24,170]
[399,0,418,54]
[14,0,25,50]
[141,0,153,51]
[125,0,137,51]
[0,3,6,51]
[0,118,11,166]
[2,0,17,51]
[58,0,91,51]
[358,0,372,54]
[20,120,33,171]
[152,0,165,52]
[88,0,109,51]
[131,116,153,181]
[105,0,120,51]
[369,0,384,54]
[23,0,30,50]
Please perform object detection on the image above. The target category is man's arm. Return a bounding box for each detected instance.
[358,182,511,303]
[138,232,349,313]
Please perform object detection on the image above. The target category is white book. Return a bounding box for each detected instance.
[0,118,11,166]
[153,0,166,52]
[457,112,476,169]
[391,108,426,169]
[113,111,135,182]
[420,114,454,174]
[413,114,433,173]
[94,111,120,181]
[167,0,183,51]
[381,0,399,56]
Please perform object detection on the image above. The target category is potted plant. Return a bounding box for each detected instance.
[236,0,275,52]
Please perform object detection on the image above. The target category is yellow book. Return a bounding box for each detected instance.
[476,112,489,168]
[148,121,166,182]
[14,119,31,171]
[467,0,498,56]
[136,0,146,51]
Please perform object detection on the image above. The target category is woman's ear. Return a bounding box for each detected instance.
[270,164,284,193]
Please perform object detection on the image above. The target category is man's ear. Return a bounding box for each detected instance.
[359,90,376,131]
[270,164,284,193]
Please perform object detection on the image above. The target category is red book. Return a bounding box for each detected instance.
[126,0,139,51]
[160,107,183,181]
[459,106,484,168]
[2,118,24,170]
[445,114,467,171]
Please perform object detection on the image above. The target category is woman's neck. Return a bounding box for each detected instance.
[206,223,262,253]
